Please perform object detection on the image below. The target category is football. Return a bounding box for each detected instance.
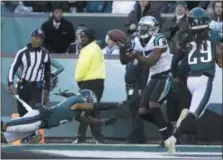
[107,29,126,42]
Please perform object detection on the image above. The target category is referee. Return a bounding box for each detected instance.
[8,28,51,117]
[74,28,106,143]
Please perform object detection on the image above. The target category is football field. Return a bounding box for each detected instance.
[1,143,222,159]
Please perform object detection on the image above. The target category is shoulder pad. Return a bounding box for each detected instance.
[153,33,167,47]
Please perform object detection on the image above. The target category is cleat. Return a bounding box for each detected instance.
[176,108,189,129]
[165,136,177,154]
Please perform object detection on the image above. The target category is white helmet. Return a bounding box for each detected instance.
[138,16,159,39]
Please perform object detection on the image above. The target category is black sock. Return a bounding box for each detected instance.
[140,112,155,124]
[150,107,169,140]
[174,113,196,140]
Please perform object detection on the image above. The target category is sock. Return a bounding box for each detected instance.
[150,107,169,140]
[174,113,196,140]
[140,112,155,124]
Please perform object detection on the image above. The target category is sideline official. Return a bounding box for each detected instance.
[8,29,51,117]
[74,28,106,143]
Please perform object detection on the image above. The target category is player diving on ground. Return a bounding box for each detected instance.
[164,7,223,154]
[1,89,118,143]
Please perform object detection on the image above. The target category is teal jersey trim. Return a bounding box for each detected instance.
[153,34,166,46]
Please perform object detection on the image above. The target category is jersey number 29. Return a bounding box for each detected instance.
[188,41,212,65]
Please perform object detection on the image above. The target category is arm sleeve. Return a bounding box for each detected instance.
[51,59,64,76]
[75,48,93,82]
[171,51,185,78]
[44,53,51,90]
[8,50,23,86]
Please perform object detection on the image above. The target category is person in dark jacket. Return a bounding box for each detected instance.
[118,36,147,144]
[66,24,87,54]
[41,4,75,53]
[162,1,188,54]
[125,1,162,36]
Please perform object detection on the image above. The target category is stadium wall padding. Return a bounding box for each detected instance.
[1,15,127,54]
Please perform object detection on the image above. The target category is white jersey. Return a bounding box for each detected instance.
[132,33,172,76]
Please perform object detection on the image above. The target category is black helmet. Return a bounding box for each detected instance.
[79,89,97,103]
[188,7,210,30]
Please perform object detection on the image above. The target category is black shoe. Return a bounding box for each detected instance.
[167,122,174,136]
[180,134,197,145]
[95,135,105,144]
[72,137,86,144]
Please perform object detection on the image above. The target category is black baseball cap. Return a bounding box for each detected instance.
[31,29,45,38]
[80,28,95,40]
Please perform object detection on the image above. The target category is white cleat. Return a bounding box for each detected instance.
[176,108,189,129]
[165,136,177,154]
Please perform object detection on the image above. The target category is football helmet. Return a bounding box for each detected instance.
[188,7,210,30]
[138,16,159,39]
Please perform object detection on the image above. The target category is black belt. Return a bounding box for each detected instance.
[19,79,43,86]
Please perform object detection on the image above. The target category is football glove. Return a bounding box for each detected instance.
[104,116,118,126]
[50,73,58,91]
[54,89,76,97]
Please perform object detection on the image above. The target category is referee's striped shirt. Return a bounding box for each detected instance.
[8,44,51,90]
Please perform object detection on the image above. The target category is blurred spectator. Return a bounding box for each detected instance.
[2,1,32,14]
[148,1,170,13]
[85,1,112,13]
[23,1,51,12]
[164,2,177,13]
[206,1,215,16]
[186,1,210,10]
[66,24,87,54]
[112,1,135,14]
[51,2,70,13]
[68,1,86,13]
[1,2,11,14]
[162,1,188,54]
[209,1,222,35]
[125,1,162,36]
[41,5,75,53]
[102,34,120,55]
[2,1,19,12]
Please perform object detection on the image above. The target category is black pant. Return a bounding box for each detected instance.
[17,81,43,117]
[166,75,192,122]
[77,79,104,142]
[126,83,145,142]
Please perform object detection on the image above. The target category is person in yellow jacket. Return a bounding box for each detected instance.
[74,28,106,144]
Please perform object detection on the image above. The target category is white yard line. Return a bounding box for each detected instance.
[36,150,222,159]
